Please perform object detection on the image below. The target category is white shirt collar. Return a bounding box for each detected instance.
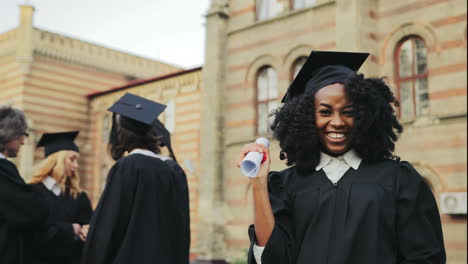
[42,176,61,196]
[315,149,362,171]
[0,153,6,159]
[342,149,362,170]
[129,148,170,161]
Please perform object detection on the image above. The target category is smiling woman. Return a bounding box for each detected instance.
[237,50,446,264]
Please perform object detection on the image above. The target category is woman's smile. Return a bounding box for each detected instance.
[314,83,354,156]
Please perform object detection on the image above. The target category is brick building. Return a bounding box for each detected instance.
[199,0,466,262]
[0,5,181,192]
[0,1,466,263]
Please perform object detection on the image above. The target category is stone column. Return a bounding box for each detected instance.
[14,5,35,179]
[196,0,229,263]
[16,5,34,75]
[17,119,36,181]
[335,0,378,76]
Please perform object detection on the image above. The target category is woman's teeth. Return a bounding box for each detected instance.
[327,133,345,139]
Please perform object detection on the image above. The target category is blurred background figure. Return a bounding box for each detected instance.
[82,93,190,264]
[29,131,93,264]
[0,106,49,264]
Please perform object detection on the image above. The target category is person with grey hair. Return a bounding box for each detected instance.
[0,106,49,264]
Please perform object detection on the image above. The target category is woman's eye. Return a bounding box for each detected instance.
[343,111,355,116]
[318,110,332,115]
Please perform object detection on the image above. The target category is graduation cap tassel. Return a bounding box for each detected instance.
[109,113,119,146]
[168,146,177,163]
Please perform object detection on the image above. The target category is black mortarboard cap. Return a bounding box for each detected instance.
[108,93,166,133]
[37,131,79,157]
[281,50,369,102]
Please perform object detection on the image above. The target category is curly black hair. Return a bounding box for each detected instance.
[270,73,403,171]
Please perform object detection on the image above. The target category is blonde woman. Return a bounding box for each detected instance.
[29,131,92,264]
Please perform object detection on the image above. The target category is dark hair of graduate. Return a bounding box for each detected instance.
[271,73,403,171]
[108,114,161,161]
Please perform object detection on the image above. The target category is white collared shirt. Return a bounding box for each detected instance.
[316,149,362,184]
[129,148,170,161]
[42,176,61,196]
[0,153,5,159]
[253,150,363,264]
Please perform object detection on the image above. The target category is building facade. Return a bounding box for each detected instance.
[0,1,466,263]
[200,0,466,262]
[0,5,181,196]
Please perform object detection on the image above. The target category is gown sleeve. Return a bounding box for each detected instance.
[42,192,93,258]
[75,192,93,225]
[248,170,294,264]
[32,189,86,258]
[396,162,446,263]
[0,162,48,228]
[34,222,79,257]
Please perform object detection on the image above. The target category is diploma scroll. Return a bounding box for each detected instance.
[240,138,270,178]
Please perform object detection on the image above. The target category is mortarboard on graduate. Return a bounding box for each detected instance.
[106,93,167,160]
[108,92,166,133]
[282,50,369,102]
[36,131,80,157]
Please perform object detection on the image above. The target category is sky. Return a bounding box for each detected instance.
[0,0,211,69]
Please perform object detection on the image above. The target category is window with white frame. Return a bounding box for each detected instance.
[395,36,429,119]
[102,113,111,142]
[256,0,283,21]
[292,0,316,10]
[165,100,175,133]
[257,66,278,135]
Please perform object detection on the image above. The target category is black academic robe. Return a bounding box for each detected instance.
[0,159,49,264]
[248,160,446,264]
[163,159,191,262]
[81,154,190,264]
[29,183,93,264]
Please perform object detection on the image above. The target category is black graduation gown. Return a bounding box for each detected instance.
[81,154,190,264]
[163,159,191,262]
[0,159,49,264]
[29,183,93,264]
[248,160,446,264]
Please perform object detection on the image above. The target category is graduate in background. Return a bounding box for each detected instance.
[29,131,93,264]
[81,93,190,264]
[0,106,49,264]
[237,51,446,264]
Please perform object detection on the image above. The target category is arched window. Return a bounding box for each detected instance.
[256,0,282,21]
[256,66,278,135]
[292,0,316,10]
[165,99,175,133]
[395,36,429,119]
[291,56,308,80]
[102,113,111,142]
